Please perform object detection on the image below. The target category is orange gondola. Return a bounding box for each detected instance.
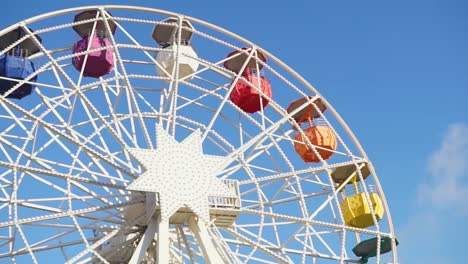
[294,124,337,163]
[287,97,326,124]
[290,96,335,163]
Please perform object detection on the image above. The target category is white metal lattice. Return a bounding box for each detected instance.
[0,5,398,264]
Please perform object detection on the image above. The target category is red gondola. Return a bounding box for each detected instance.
[230,68,272,113]
[224,48,271,113]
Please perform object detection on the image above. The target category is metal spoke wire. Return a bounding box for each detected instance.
[0,5,398,264]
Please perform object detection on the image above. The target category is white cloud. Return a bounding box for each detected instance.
[429,123,468,178]
[398,211,449,264]
[418,122,468,211]
[398,122,468,264]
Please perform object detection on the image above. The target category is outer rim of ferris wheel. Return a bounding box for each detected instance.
[0,5,398,264]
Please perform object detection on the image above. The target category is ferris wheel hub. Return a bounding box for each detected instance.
[125,126,238,225]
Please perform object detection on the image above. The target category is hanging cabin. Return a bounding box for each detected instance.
[287,96,327,124]
[152,17,199,80]
[332,163,385,228]
[72,10,116,78]
[224,48,272,113]
[353,236,398,263]
[288,96,336,163]
[0,27,41,99]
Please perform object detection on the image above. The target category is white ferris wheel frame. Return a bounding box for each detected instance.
[0,5,398,264]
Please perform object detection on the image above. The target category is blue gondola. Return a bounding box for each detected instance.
[0,27,41,99]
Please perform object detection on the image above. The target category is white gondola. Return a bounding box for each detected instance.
[152,17,199,80]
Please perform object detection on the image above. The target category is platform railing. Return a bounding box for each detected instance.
[208,179,241,209]
[5,48,30,57]
[344,183,378,196]
[132,179,241,210]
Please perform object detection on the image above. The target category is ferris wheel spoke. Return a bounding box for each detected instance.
[100,11,154,149]
[0,235,102,259]
[220,129,294,181]
[0,160,127,191]
[241,208,389,238]
[73,86,137,151]
[225,231,336,263]
[92,234,141,264]
[286,224,339,259]
[70,96,120,160]
[0,239,10,251]
[110,16,169,77]
[228,120,295,169]
[0,135,55,173]
[13,223,39,263]
[175,225,196,263]
[269,180,306,216]
[22,29,141,169]
[74,13,102,88]
[0,125,32,143]
[8,197,124,227]
[0,142,17,170]
[29,132,122,184]
[70,114,139,171]
[242,132,310,220]
[162,17,193,136]
[231,225,288,253]
[239,159,367,186]
[232,219,344,262]
[20,171,125,212]
[172,80,243,151]
[29,72,76,127]
[65,228,120,264]
[101,82,125,142]
[175,115,236,154]
[9,193,126,218]
[279,215,338,257]
[70,181,125,210]
[244,132,294,165]
[239,172,320,198]
[201,48,258,143]
[224,227,291,264]
[0,200,138,229]
[244,190,333,212]
[0,108,35,140]
[64,132,134,188]
[235,254,279,264]
[6,217,111,258]
[175,84,227,113]
[0,99,135,178]
[189,64,229,88]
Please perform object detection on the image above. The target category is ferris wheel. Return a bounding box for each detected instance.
[0,5,399,264]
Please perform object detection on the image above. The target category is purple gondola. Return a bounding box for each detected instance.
[72,10,116,78]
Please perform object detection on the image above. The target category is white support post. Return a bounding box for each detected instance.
[157,214,170,264]
[187,216,224,264]
[129,217,158,264]
[145,193,157,224]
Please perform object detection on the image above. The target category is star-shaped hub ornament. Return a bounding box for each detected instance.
[126,126,233,224]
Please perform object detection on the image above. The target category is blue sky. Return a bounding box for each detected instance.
[2,0,468,263]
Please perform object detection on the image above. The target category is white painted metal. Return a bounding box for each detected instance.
[156,44,199,81]
[126,126,235,224]
[187,216,224,264]
[0,5,398,264]
[156,214,170,264]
